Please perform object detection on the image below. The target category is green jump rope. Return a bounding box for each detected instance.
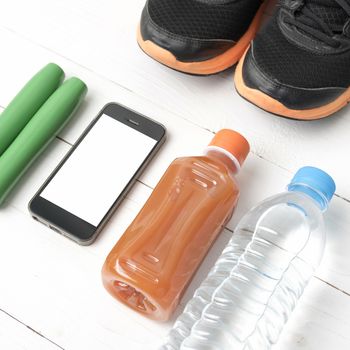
[0,63,64,156]
[0,63,87,206]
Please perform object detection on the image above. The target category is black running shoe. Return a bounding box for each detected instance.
[138,0,266,75]
[235,0,350,120]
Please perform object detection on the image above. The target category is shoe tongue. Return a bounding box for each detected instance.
[304,0,348,29]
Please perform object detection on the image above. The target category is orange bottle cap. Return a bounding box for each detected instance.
[206,129,250,170]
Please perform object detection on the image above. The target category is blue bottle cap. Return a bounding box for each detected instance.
[288,166,336,210]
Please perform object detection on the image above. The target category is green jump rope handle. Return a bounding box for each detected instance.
[0,63,64,156]
[0,77,87,206]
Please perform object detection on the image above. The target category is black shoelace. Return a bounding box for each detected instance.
[284,0,350,47]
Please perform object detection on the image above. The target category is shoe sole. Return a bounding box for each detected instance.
[234,49,350,120]
[137,3,266,75]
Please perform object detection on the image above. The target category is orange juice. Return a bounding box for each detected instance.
[102,129,250,321]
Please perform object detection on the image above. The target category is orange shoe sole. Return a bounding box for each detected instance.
[234,49,350,120]
[137,3,267,75]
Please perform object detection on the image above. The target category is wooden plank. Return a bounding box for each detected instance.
[1,204,350,350]
[0,207,164,350]
[0,0,349,199]
[275,278,350,350]
[0,133,348,349]
[0,25,349,296]
[0,2,349,348]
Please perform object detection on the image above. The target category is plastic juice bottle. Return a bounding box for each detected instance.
[101,129,250,321]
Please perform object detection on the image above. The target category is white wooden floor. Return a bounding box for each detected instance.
[0,1,350,349]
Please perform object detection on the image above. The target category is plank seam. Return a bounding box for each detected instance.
[316,277,350,297]
[0,307,65,349]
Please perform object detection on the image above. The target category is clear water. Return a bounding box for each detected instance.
[161,190,326,350]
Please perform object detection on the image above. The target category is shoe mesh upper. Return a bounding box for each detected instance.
[147,0,263,41]
[252,14,350,89]
[303,0,348,29]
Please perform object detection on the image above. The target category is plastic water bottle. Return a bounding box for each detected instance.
[161,166,335,350]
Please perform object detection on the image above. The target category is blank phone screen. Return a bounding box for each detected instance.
[41,114,157,226]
